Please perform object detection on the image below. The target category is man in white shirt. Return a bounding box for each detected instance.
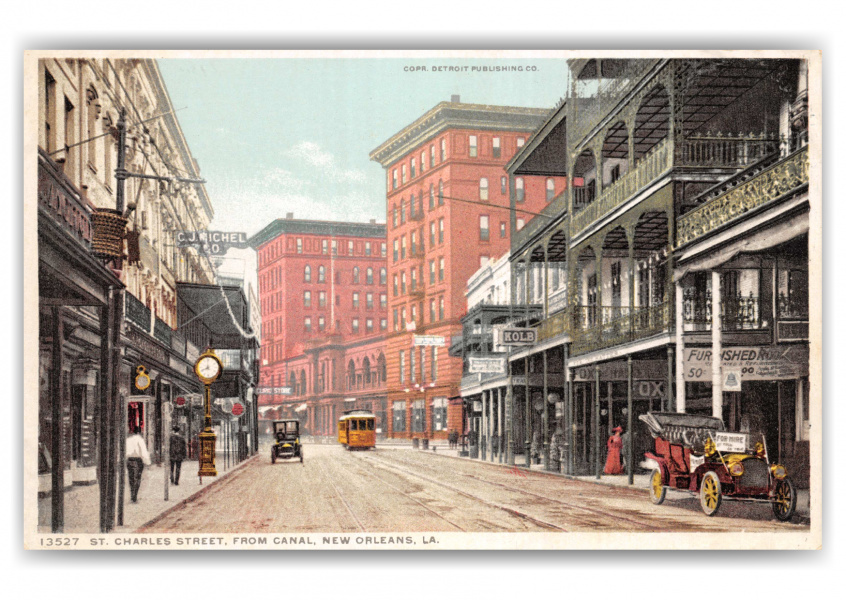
[126,425,152,503]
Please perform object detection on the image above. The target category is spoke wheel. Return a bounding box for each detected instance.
[772,476,797,522]
[699,471,722,516]
[649,469,667,505]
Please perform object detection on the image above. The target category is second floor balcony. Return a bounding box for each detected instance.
[571,301,671,356]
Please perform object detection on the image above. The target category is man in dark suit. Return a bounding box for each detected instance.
[169,425,187,485]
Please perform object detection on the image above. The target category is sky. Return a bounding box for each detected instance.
[157,57,572,237]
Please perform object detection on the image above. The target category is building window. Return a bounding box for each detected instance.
[430,144,436,167]
[516,177,525,202]
[401,200,406,224]
[410,269,418,291]
[410,158,416,178]
[393,239,399,262]
[501,176,507,195]
[401,272,407,294]
[297,238,303,254]
[393,275,398,297]
[429,260,436,284]
[348,240,354,255]
[319,291,326,307]
[365,242,371,256]
[366,318,373,332]
[401,164,407,184]
[546,178,555,201]
[500,222,507,238]
[438,219,444,244]
[304,291,312,307]
[393,308,399,330]
[432,397,447,431]
[352,318,359,333]
[517,137,525,147]
[393,401,406,432]
[353,292,360,309]
[399,351,406,384]
[401,307,407,328]
[367,267,374,285]
[430,298,436,322]
[440,138,446,162]
[353,267,360,284]
[411,400,425,432]
[366,292,374,309]
[380,318,388,330]
[492,137,501,158]
[304,317,312,332]
[409,194,416,218]
[322,240,328,255]
[381,242,387,257]
[429,184,435,210]
[380,267,387,285]
[479,215,490,241]
[439,296,444,320]
[517,218,525,230]
[380,293,387,308]
[318,265,326,283]
[438,180,444,205]
[479,178,489,201]
[318,316,325,331]
[420,151,426,173]
[392,169,398,190]
[410,231,417,256]
[431,348,439,382]
[401,237,407,260]
[469,135,478,157]
[410,342,416,382]
[439,257,445,281]
[430,221,436,247]
[304,265,311,282]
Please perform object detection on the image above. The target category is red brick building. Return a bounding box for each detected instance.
[249,215,388,436]
[370,97,566,440]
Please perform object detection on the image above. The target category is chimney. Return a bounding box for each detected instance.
[286,212,294,220]
[451,94,461,103]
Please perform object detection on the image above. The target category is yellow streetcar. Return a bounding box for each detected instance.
[338,410,376,450]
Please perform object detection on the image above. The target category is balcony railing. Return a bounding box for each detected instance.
[537,308,570,342]
[683,291,769,332]
[125,292,151,331]
[676,145,809,247]
[154,316,172,346]
[571,137,673,234]
[676,133,779,169]
[777,293,809,320]
[571,301,670,356]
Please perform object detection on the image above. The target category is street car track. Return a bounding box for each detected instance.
[355,453,567,532]
[369,450,678,532]
[314,459,367,532]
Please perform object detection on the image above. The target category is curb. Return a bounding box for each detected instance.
[135,453,261,532]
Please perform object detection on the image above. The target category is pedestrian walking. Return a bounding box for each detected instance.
[169,425,187,485]
[126,425,151,503]
[604,425,624,475]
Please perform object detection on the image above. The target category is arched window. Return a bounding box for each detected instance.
[479,178,489,201]
[438,180,444,205]
[380,267,387,285]
[318,265,326,283]
[367,267,374,285]
[410,194,416,218]
[392,203,397,227]
[304,265,311,282]
[348,360,356,390]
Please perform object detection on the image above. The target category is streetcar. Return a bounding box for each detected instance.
[338,410,376,450]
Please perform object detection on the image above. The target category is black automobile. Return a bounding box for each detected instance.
[271,420,303,464]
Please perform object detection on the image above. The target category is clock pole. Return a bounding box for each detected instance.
[195,349,222,480]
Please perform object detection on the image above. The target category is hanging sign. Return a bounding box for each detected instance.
[176,231,249,255]
[255,386,293,395]
[175,396,186,407]
[723,370,742,391]
[500,328,537,346]
[231,403,245,417]
[469,356,507,374]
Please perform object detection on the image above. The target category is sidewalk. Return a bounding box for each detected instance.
[38,452,256,534]
[386,441,811,522]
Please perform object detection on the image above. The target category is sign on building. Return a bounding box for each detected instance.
[499,327,537,346]
[255,386,293,395]
[683,345,809,382]
[413,335,446,346]
[176,231,249,255]
[468,356,507,374]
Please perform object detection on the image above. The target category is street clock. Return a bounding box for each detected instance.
[194,350,223,385]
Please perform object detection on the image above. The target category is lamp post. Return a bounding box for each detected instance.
[195,349,223,481]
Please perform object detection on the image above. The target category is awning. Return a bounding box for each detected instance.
[674,209,808,281]
[176,282,250,349]
[294,403,308,413]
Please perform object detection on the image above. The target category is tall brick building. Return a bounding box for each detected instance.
[370,97,565,441]
[249,215,388,435]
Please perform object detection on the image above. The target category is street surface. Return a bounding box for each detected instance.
[141,443,810,533]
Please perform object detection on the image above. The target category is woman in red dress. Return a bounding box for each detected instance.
[604,425,624,475]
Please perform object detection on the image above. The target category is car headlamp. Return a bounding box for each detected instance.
[755,442,765,458]
[770,464,787,480]
[729,461,744,477]
[704,438,716,457]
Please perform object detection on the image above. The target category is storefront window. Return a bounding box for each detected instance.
[392,401,406,432]
[431,397,447,432]
[412,399,425,432]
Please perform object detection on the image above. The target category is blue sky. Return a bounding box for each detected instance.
[158,57,571,236]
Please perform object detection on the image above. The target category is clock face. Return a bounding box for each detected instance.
[197,356,221,380]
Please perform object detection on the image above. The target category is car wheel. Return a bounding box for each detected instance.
[772,476,797,522]
[699,471,722,516]
[649,468,666,505]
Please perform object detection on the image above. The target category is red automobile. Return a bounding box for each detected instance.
[640,412,797,521]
